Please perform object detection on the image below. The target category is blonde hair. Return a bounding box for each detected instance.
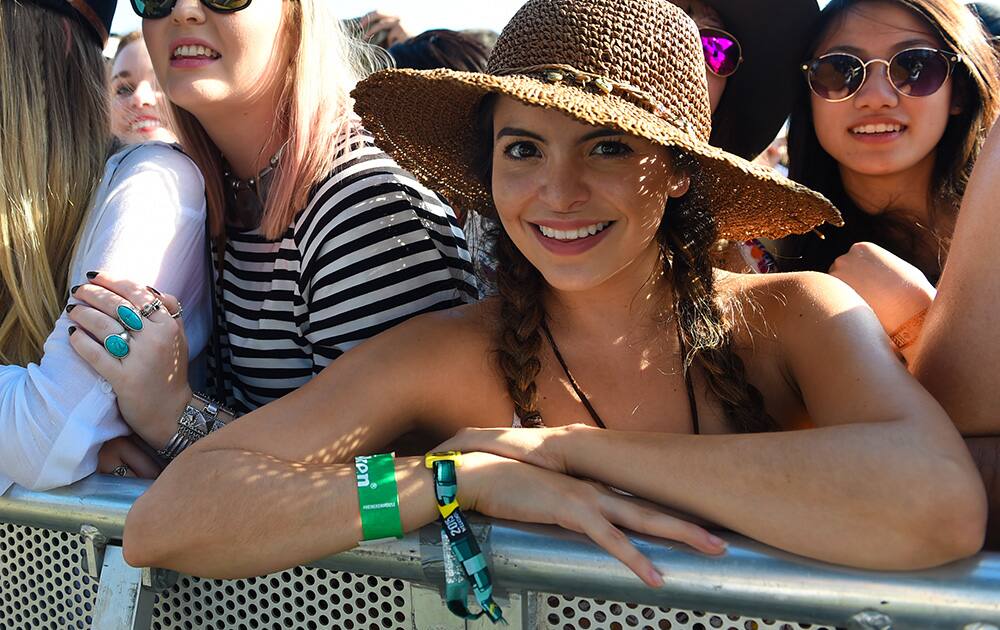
[0,3,110,365]
[168,0,382,240]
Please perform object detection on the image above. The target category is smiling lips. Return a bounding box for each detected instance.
[169,42,221,68]
[532,221,615,256]
[850,121,907,138]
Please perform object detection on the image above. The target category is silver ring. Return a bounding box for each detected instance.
[140,298,163,318]
[170,300,184,320]
[111,465,129,477]
[103,331,130,359]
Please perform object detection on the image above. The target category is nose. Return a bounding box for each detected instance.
[853,60,899,110]
[171,0,206,24]
[133,81,159,108]
[538,158,590,212]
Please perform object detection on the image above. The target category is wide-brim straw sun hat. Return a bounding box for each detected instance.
[352,0,842,242]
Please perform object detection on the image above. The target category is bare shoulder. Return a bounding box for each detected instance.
[362,299,496,359]
[719,270,871,335]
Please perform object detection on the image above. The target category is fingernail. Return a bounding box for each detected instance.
[709,534,728,549]
[86,271,99,280]
[70,285,80,295]
[647,568,665,588]
[68,326,77,336]
[146,286,163,297]
[65,304,76,313]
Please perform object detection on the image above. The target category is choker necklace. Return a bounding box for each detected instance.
[223,144,286,231]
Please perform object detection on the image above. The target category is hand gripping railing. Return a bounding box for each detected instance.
[1,475,999,630]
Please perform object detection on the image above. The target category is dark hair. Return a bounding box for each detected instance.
[388,29,489,72]
[474,95,776,433]
[783,0,1000,282]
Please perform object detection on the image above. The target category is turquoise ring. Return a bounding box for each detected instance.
[103,332,130,359]
[116,304,144,332]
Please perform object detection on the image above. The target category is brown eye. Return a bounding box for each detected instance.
[592,141,632,156]
[503,141,541,159]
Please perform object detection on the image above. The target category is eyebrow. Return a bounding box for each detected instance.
[494,126,623,143]
[112,70,132,81]
[823,38,941,57]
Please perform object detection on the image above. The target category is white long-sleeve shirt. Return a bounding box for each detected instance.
[0,142,210,492]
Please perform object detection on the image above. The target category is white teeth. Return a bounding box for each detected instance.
[130,119,161,132]
[851,123,904,135]
[172,44,220,59]
[538,222,610,241]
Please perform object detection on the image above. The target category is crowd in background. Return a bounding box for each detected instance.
[3,0,1000,605]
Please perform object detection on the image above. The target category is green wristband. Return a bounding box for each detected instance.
[355,454,403,541]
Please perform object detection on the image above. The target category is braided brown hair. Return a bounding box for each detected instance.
[475,95,777,432]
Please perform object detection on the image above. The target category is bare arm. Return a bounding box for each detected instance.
[912,122,1000,436]
[123,311,724,580]
[439,274,987,569]
[965,436,1000,550]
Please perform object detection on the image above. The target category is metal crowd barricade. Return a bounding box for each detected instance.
[1,476,999,630]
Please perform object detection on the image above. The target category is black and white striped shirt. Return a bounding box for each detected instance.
[211,132,478,412]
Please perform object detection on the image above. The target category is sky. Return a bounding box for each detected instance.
[111,1,835,37]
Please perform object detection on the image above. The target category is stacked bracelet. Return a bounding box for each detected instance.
[425,451,504,624]
[355,454,404,542]
[157,393,238,461]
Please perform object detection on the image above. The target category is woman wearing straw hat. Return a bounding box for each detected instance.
[120,0,985,585]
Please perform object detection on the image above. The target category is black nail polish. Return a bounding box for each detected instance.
[70,285,80,295]
[147,286,163,297]
[68,326,77,336]
[86,271,99,280]
[65,304,76,313]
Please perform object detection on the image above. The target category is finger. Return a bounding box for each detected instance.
[72,282,140,321]
[606,497,727,556]
[85,273,180,324]
[576,513,663,588]
[121,444,162,480]
[67,305,125,343]
[145,290,181,323]
[68,324,125,381]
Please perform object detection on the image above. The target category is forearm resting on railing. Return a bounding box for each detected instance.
[123,450,440,578]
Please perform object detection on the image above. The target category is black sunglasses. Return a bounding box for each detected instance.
[130,0,252,19]
[802,47,962,102]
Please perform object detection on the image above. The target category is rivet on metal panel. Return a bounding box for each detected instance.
[848,610,893,630]
[80,524,108,580]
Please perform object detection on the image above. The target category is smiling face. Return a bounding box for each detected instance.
[490,97,690,293]
[810,1,956,179]
[142,0,289,120]
[110,39,177,144]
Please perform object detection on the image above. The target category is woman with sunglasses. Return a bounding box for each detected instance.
[0,0,210,488]
[118,0,986,588]
[69,0,476,473]
[781,0,999,362]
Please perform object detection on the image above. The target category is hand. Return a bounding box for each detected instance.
[98,435,163,479]
[436,425,587,475]
[829,242,936,334]
[360,10,412,48]
[67,272,192,449]
[458,452,727,587]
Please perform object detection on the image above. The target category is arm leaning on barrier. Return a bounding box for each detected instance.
[124,449,723,583]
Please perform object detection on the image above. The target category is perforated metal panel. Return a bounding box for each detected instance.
[0,524,97,630]
[538,595,835,630]
[151,567,412,630]
[0,524,835,630]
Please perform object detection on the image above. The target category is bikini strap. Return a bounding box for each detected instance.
[540,320,607,429]
[540,319,700,434]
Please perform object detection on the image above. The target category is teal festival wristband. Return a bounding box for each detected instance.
[355,454,404,542]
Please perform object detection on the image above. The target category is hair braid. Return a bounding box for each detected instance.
[663,184,778,433]
[494,229,547,428]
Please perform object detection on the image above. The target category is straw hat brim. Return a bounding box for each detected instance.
[353,67,842,242]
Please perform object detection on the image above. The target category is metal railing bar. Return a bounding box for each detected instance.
[2,475,999,629]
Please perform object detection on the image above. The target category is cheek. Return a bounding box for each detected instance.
[707,74,727,114]
[811,97,848,155]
